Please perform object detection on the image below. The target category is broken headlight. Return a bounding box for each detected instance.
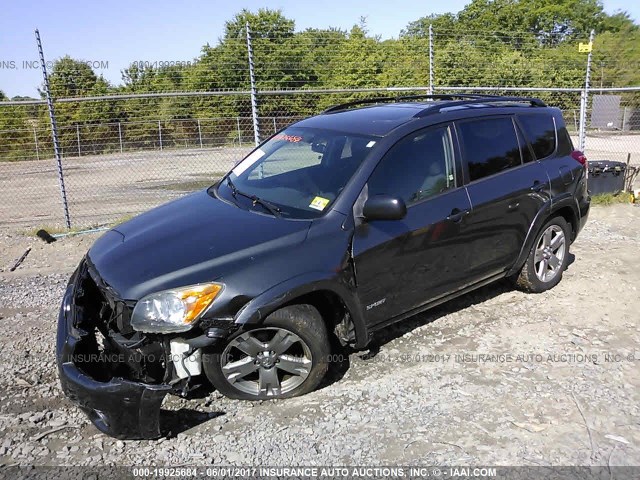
[131,283,223,333]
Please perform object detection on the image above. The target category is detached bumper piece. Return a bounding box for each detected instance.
[56,261,172,439]
[58,360,170,439]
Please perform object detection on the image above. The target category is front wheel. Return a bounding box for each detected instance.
[515,216,571,293]
[203,304,330,400]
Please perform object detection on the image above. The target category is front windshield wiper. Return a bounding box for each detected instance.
[226,177,281,217]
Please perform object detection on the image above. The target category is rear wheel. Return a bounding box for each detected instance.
[203,304,329,400]
[516,216,570,293]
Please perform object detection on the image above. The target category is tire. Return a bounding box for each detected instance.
[515,216,571,293]
[203,304,330,400]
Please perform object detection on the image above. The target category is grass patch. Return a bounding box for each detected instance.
[149,179,215,192]
[145,174,225,192]
[22,214,137,237]
[591,192,634,206]
[108,214,135,227]
[22,225,88,236]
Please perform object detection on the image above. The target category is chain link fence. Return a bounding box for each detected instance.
[1,26,639,230]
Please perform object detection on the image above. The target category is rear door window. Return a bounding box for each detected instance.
[457,117,522,182]
[518,114,557,159]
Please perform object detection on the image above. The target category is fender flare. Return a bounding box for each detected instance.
[507,195,579,276]
[233,271,369,348]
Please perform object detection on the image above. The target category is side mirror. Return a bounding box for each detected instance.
[362,195,407,221]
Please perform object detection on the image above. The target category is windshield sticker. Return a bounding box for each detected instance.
[309,196,330,211]
[366,140,376,148]
[232,148,265,176]
[273,134,303,143]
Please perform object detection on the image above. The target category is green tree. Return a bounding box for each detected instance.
[38,56,125,156]
[121,63,157,92]
[380,37,429,87]
[399,0,639,90]
[401,13,459,38]
[404,0,633,45]
[328,23,384,88]
[186,9,303,122]
[44,56,106,98]
[600,10,638,32]
[223,8,295,40]
[0,103,33,161]
[593,25,640,87]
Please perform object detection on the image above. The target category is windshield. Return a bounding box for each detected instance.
[219,127,377,219]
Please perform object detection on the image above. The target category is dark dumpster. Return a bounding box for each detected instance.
[588,160,627,195]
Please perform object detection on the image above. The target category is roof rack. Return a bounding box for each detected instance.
[321,94,546,114]
[414,95,547,117]
[321,94,486,113]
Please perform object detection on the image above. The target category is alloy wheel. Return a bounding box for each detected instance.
[534,224,566,283]
[220,327,312,397]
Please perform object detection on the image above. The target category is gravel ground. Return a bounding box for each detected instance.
[0,203,639,467]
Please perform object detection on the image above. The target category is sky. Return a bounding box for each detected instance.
[1,0,638,98]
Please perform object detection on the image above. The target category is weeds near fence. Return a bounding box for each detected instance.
[590,192,634,205]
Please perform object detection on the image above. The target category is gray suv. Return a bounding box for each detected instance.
[57,94,590,439]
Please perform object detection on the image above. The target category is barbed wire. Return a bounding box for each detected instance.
[1,27,639,229]
[1,29,637,98]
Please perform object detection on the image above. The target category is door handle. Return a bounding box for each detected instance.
[447,208,470,223]
[530,181,545,192]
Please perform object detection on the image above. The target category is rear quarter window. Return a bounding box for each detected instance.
[518,114,557,159]
[556,125,574,156]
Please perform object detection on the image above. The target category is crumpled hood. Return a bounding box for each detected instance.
[88,189,311,299]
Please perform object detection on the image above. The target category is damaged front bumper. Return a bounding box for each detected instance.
[56,258,237,439]
[57,282,172,439]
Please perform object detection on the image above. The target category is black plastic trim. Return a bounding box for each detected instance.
[57,274,172,440]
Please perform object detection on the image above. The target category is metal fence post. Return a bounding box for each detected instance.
[429,24,434,95]
[197,119,203,148]
[33,126,40,161]
[35,29,71,229]
[236,117,242,146]
[76,124,81,157]
[246,22,261,146]
[158,120,163,151]
[578,29,595,152]
[118,122,123,153]
[578,90,586,149]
